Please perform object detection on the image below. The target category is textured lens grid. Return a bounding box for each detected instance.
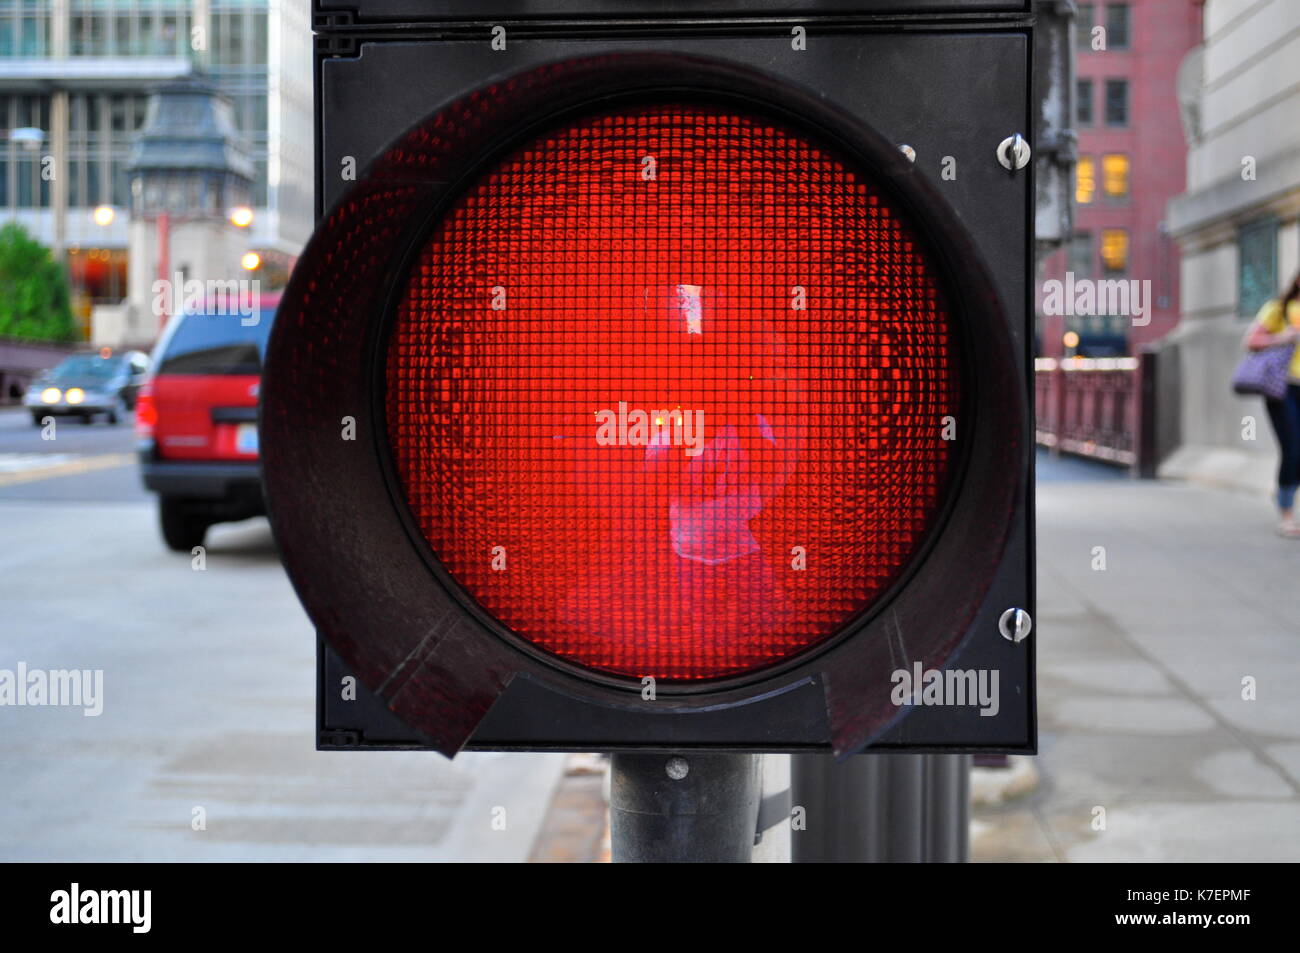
[387,104,959,681]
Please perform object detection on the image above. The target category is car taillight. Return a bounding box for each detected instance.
[385,103,960,681]
[135,384,157,438]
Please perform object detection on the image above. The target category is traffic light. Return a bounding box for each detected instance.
[262,1,1035,759]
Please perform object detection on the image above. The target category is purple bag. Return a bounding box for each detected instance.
[1232,345,1294,401]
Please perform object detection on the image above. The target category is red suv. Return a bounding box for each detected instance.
[137,298,277,551]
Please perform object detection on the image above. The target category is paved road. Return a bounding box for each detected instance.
[0,407,564,862]
[974,452,1300,862]
[0,406,146,504]
[5,405,1296,862]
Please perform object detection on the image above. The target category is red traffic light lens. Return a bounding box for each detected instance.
[386,103,961,682]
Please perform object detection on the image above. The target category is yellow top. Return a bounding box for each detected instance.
[1256,298,1300,379]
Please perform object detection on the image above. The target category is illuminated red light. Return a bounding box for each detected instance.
[386,103,960,681]
[135,384,157,438]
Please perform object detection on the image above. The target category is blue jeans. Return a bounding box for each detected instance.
[1264,383,1300,511]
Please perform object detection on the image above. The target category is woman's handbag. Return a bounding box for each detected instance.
[1232,344,1294,400]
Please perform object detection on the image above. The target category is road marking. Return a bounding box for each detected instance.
[0,453,78,473]
[0,452,135,487]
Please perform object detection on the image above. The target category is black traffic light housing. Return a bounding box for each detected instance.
[264,1,1036,758]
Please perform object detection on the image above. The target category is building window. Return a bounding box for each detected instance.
[1238,219,1279,318]
[2,4,50,57]
[15,155,50,207]
[85,158,100,206]
[1105,4,1131,50]
[212,10,250,67]
[1105,80,1129,126]
[1076,78,1094,125]
[252,12,268,66]
[1069,231,1093,278]
[16,91,48,131]
[1077,3,1095,49]
[110,95,129,133]
[1100,229,1129,274]
[113,15,130,55]
[70,6,112,57]
[1075,155,1096,205]
[68,157,82,207]
[160,13,182,57]
[4,93,50,208]
[138,11,154,54]
[1101,154,1129,200]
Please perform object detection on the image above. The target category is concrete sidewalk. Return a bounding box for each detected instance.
[973,453,1300,862]
[0,502,565,862]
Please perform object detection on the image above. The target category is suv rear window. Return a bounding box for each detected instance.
[157,311,275,376]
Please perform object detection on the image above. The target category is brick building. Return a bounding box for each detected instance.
[1038,0,1203,356]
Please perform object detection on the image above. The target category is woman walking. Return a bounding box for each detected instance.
[1245,271,1300,537]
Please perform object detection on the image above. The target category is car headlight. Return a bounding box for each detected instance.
[40,387,62,404]
[64,388,85,405]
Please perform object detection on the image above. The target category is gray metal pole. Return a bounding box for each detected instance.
[610,753,760,863]
[886,754,926,861]
[925,753,971,862]
[790,753,971,862]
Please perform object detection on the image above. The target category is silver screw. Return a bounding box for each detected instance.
[998,607,1033,643]
[665,756,690,781]
[898,144,917,163]
[996,133,1031,171]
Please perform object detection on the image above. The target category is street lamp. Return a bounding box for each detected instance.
[9,127,42,149]
[92,205,116,228]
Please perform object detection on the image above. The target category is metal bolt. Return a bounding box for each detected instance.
[998,607,1033,643]
[665,756,690,780]
[898,144,917,163]
[996,133,1031,171]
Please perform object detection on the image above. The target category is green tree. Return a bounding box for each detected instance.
[0,223,76,342]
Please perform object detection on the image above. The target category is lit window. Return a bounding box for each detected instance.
[1100,229,1128,274]
[1076,156,1096,205]
[1101,154,1129,199]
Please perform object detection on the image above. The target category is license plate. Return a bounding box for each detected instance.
[236,422,259,455]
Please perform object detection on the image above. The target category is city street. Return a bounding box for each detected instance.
[2,402,1298,861]
[0,404,144,504]
[3,0,1298,886]
[0,407,565,862]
